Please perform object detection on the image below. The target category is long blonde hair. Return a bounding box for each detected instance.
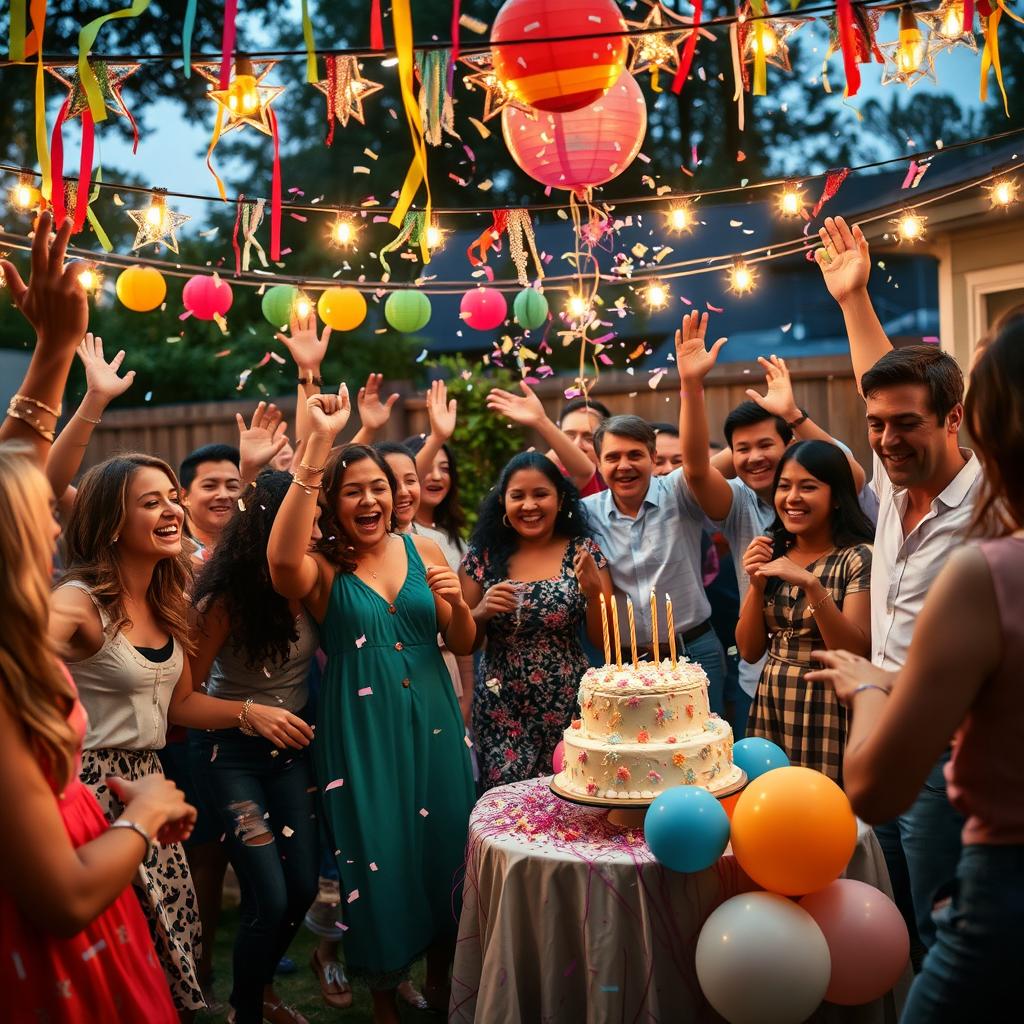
[0,444,77,790]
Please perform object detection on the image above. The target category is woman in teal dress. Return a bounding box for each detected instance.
[267,385,476,1024]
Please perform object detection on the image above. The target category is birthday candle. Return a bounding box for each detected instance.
[610,596,623,669]
[650,590,659,664]
[627,597,638,669]
[666,594,677,667]
[599,593,611,666]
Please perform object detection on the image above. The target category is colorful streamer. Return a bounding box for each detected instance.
[979,2,1008,116]
[29,0,49,203]
[219,0,239,89]
[77,0,150,123]
[370,0,384,50]
[182,0,198,77]
[671,0,702,94]
[750,0,769,97]
[85,169,113,251]
[9,0,26,61]
[467,209,509,267]
[269,108,282,262]
[836,0,860,97]
[301,0,319,84]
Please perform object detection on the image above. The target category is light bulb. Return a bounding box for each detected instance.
[749,24,779,57]
[645,283,669,309]
[729,261,756,295]
[77,268,100,292]
[567,294,589,318]
[295,294,312,320]
[897,6,924,74]
[667,201,696,233]
[426,224,444,250]
[939,0,965,38]
[331,218,356,247]
[989,177,1019,208]
[897,211,925,241]
[228,59,261,116]
[14,184,33,208]
[145,204,165,228]
[778,186,804,218]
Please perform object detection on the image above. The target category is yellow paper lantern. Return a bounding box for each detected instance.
[317,287,367,332]
[116,265,167,312]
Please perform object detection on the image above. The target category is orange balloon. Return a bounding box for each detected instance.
[730,766,857,896]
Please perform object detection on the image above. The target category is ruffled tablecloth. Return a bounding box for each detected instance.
[450,776,910,1023]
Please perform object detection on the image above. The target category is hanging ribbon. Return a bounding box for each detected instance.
[671,0,702,94]
[77,0,150,123]
[243,198,269,271]
[507,209,544,286]
[324,55,339,147]
[9,0,26,60]
[23,0,50,204]
[730,23,746,132]
[964,0,976,28]
[836,0,860,97]
[390,0,432,265]
[449,1,462,93]
[85,169,113,251]
[467,209,509,267]
[379,212,423,278]
[810,168,850,221]
[48,98,70,227]
[370,0,384,49]
[979,2,1008,117]
[749,0,768,97]
[416,49,459,146]
[219,0,239,88]
[301,0,319,83]
[182,0,198,77]
[48,97,94,231]
[268,108,282,262]
[206,105,228,200]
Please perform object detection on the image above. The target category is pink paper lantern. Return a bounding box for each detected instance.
[183,274,233,321]
[460,288,508,331]
[502,71,647,193]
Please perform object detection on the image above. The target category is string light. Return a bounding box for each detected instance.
[778,183,805,218]
[987,177,1019,209]
[896,5,925,74]
[893,209,928,242]
[425,221,446,251]
[76,267,101,293]
[9,173,40,212]
[294,291,312,319]
[566,293,590,319]
[644,281,669,310]
[126,190,190,254]
[667,200,697,234]
[227,58,261,115]
[747,23,780,58]
[330,215,358,247]
[937,0,965,38]
[728,259,756,295]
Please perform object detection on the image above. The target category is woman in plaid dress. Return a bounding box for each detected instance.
[736,441,873,782]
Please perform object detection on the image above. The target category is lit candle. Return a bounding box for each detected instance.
[650,590,659,664]
[610,596,623,669]
[666,594,676,667]
[599,593,611,666]
[627,597,638,670]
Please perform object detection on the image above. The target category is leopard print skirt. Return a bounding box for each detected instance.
[81,748,206,1012]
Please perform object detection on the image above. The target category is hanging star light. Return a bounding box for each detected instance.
[737,1,809,88]
[46,61,139,123]
[626,2,692,86]
[314,55,383,131]
[916,0,978,54]
[126,191,191,254]
[879,5,938,88]
[459,52,533,122]
[194,58,285,136]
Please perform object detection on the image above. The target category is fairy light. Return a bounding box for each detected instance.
[895,209,927,242]
[778,184,805,218]
[77,267,101,293]
[645,281,669,309]
[937,0,965,38]
[896,6,924,74]
[566,293,590,318]
[331,216,357,247]
[728,260,756,295]
[747,23,780,58]
[294,292,312,319]
[667,200,697,234]
[228,58,261,115]
[425,220,446,251]
[9,173,40,211]
[145,192,168,229]
[988,177,1019,209]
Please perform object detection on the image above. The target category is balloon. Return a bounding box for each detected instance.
[696,892,831,1024]
[730,767,857,896]
[384,291,431,333]
[513,288,549,330]
[644,786,730,873]
[460,288,508,331]
[718,790,743,820]
[491,0,628,113]
[800,880,909,1005]
[318,286,367,331]
[503,71,647,193]
[183,275,233,321]
[732,737,790,782]
[115,265,166,312]
[261,284,299,328]
[552,740,565,774]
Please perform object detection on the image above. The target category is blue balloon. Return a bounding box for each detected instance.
[644,786,730,873]
[732,737,790,782]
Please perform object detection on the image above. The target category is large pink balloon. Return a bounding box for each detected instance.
[800,880,910,1006]
[502,71,647,193]
[460,288,508,331]
[183,275,233,321]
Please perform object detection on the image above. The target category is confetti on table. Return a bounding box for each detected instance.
[358,686,373,697]
[419,808,429,817]
[281,826,295,838]
[347,889,360,903]
[325,778,345,792]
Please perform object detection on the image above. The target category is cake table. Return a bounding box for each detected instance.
[449,776,911,1024]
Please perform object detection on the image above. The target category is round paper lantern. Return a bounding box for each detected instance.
[385,291,431,333]
[552,740,565,774]
[183,274,233,321]
[503,71,647,193]
[513,288,549,330]
[491,0,628,113]
[696,892,831,1024]
[644,786,730,874]
[730,767,857,896]
[318,286,367,331]
[460,288,508,331]
[261,284,299,328]
[732,737,790,782]
[116,265,166,312]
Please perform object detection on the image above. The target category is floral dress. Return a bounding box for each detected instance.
[463,537,607,791]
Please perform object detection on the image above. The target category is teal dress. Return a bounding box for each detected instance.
[315,533,475,988]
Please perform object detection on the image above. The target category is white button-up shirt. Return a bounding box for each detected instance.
[868,448,982,670]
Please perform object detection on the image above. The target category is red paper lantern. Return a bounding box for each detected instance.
[183,274,233,321]
[460,288,508,331]
[502,71,647,193]
[491,0,628,113]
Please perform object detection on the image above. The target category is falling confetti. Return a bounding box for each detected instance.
[325,778,345,792]
[355,635,367,648]
[358,686,373,697]
[347,889,360,903]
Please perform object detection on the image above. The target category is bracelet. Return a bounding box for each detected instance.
[13,392,61,417]
[787,412,809,428]
[238,697,258,736]
[5,404,56,442]
[852,683,891,698]
[111,818,153,848]
[298,374,324,386]
[75,410,102,425]
[298,463,326,474]
[290,477,323,496]
[808,592,834,614]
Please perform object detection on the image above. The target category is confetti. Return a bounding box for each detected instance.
[347,889,360,903]
[370,862,379,871]
[210,745,218,763]
[355,635,367,648]
[464,735,474,748]
[325,778,345,793]
[358,686,373,697]
[706,302,724,313]
[419,808,429,817]
[781,323,792,333]
[281,826,295,838]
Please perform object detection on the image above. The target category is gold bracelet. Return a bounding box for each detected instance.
[808,592,834,614]
[298,463,326,474]
[238,697,258,736]
[75,410,102,425]
[290,477,323,496]
[13,393,61,418]
[5,405,55,442]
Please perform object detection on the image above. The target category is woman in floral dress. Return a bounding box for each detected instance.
[461,452,612,790]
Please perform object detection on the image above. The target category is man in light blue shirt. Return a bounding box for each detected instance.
[583,415,726,711]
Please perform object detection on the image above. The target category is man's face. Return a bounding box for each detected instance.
[560,409,603,469]
[865,383,961,489]
[182,459,241,541]
[598,433,655,506]
[653,432,682,476]
[731,422,788,498]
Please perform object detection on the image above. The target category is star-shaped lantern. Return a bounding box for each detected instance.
[879,6,938,88]
[194,58,285,136]
[46,61,139,122]
[626,2,693,82]
[915,0,978,55]
[126,191,191,254]
[737,2,809,91]
[314,56,383,129]
[459,52,533,122]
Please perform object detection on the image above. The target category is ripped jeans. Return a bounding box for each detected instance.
[190,723,320,1023]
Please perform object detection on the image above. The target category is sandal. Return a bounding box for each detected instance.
[398,979,430,1010]
[262,998,309,1024]
[310,948,354,1010]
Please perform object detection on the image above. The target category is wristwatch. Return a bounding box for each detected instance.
[111,818,154,848]
[787,411,808,428]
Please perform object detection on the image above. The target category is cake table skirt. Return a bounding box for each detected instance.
[450,776,911,1023]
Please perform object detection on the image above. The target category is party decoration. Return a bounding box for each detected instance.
[825,2,883,97]
[777,183,805,217]
[987,176,1019,208]
[116,265,166,312]
[459,51,531,121]
[385,290,432,333]
[644,786,731,873]
[670,0,703,95]
[800,880,910,1005]
[626,2,692,91]
[183,274,234,321]
[126,192,190,254]
[195,58,285,137]
[314,55,383,143]
[893,209,928,242]
[667,200,698,233]
[917,0,978,53]
[503,71,647,194]
[491,0,629,113]
[730,766,857,896]
[696,892,831,1024]
[417,49,458,146]
[75,1,149,125]
[318,286,367,331]
[46,60,139,125]
[261,284,299,327]
[880,5,938,87]
[514,288,550,330]
[9,173,41,211]
[732,737,790,781]
[460,288,508,331]
[737,2,809,96]
[552,740,566,774]
[728,259,757,295]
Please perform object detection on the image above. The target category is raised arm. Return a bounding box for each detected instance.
[814,216,892,393]
[275,309,330,447]
[675,312,735,521]
[236,401,289,487]
[351,373,400,445]
[415,379,457,477]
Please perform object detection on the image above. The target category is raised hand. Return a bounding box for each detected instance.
[675,311,727,383]
[425,378,457,441]
[426,564,467,609]
[757,556,818,591]
[572,545,602,599]
[275,308,330,374]
[357,373,400,432]
[236,401,289,481]
[814,216,870,304]
[307,383,351,439]
[245,704,316,749]
[77,333,135,404]
[485,381,546,427]
[741,535,774,591]
[745,355,800,423]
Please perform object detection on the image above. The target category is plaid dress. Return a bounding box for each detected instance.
[748,544,872,783]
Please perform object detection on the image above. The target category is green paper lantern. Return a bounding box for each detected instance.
[261,284,299,328]
[513,287,549,330]
[385,290,431,333]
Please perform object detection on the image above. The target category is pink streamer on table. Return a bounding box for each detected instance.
[219,0,239,89]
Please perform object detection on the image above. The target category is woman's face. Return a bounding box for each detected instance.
[419,448,451,513]
[334,458,393,548]
[385,452,421,531]
[774,459,833,538]
[118,466,185,560]
[503,468,561,542]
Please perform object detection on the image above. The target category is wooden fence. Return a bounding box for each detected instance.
[81,355,870,474]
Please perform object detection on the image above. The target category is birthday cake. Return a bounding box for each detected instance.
[553,659,744,801]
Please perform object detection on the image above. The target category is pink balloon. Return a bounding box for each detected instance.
[460,288,508,331]
[502,70,647,193]
[552,741,566,774]
[183,275,233,320]
[799,879,909,1005]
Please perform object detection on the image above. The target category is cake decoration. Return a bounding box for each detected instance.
[637,729,650,743]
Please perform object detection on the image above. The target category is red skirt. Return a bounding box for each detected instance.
[1,778,177,1024]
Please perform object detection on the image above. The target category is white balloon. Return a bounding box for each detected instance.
[695,892,831,1024]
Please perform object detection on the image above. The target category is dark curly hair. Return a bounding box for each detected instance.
[191,470,298,670]
[467,452,592,579]
[403,434,467,548]
[317,444,398,573]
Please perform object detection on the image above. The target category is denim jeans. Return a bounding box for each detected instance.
[190,727,320,1023]
[684,628,727,716]
[901,844,1024,1021]
[874,750,964,949]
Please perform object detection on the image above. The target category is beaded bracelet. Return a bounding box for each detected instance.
[808,592,834,615]
[13,392,61,417]
[238,697,258,736]
[6,404,55,442]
